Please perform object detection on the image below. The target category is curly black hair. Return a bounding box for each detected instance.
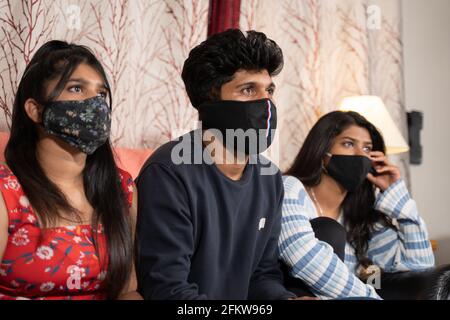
[181,29,284,109]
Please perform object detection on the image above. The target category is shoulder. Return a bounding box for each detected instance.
[137,131,199,181]
[117,168,134,207]
[144,140,181,167]
[250,154,283,188]
[117,167,133,186]
[143,130,200,168]
[0,163,15,181]
[0,163,23,198]
[253,154,280,173]
[0,163,10,204]
[248,155,285,200]
[282,175,307,199]
[0,163,32,233]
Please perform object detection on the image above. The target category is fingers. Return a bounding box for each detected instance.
[369,151,389,166]
[369,151,385,157]
[374,165,401,177]
[366,172,376,182]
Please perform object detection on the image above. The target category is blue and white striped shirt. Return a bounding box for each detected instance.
[279,175,435,300]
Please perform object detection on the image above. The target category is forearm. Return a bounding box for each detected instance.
[375,179,419,222]
[280,178,380,299]
[368,226,434,272]
[372,180,435,271]
[280,233,380,299]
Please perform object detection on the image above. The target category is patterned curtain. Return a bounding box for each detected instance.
[0,0,408,177]
[0,0,209,147]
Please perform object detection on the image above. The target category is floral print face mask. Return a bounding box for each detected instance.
[42,96,111,155]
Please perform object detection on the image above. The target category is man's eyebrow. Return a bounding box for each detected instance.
[235,81,276,88]
[236,82,257,88]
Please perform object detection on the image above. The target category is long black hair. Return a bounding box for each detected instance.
[285,111,396,269]
[5,40,132,299]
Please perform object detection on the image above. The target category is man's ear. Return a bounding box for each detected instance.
[24,98,44,123]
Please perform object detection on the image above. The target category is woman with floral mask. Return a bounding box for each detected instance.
[279,111,434,300]
[0,41,141,300]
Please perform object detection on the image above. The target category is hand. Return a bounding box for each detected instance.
[366,151,401,191]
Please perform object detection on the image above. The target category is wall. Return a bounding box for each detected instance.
[402,0,450,265]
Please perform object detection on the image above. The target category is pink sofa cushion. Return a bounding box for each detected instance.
[0,132,152,180]
[113,147,153,180]
[0,132,8,163]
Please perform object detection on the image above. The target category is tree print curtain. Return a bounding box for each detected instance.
[0,0,408,176]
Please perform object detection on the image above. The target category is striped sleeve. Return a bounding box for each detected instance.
[369,179,435,272]
[278,176,381,300]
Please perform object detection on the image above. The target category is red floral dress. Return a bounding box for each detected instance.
[0,164,134,300]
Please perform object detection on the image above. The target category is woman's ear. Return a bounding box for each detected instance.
[24,98,44,123]
[322,152,332,168]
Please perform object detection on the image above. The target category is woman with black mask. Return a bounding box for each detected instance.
[279,111,434,299]
[0,41,140,300]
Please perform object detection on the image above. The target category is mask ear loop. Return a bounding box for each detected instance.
[39,101,49,127]
[322,152,332,173]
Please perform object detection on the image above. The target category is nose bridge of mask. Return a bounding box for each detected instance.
[44,95,108,113]
[199,98,274,130]
[199,102,248,131]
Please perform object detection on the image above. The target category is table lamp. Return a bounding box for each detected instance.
[339,95,409,154]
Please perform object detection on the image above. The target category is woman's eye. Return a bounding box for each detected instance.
[98,91,107,98]
[363,146,372,153]
[267,88,275,96]
[343,141,354,148]
[68,86,82,93]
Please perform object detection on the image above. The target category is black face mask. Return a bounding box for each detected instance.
[325,154,373,192]
[42,96,111,155]
[198,98,277,155]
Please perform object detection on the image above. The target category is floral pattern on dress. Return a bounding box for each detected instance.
[0,164,133,300]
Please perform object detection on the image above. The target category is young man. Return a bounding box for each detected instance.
[136,29,295,300]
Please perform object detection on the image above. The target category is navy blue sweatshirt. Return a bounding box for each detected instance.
[135,130,294,300]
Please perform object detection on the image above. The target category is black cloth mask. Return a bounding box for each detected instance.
[198,98,277,155]
[42,96,111,155]
[325,154,373,192]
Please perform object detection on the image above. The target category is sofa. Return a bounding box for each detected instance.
[3,131,449,299]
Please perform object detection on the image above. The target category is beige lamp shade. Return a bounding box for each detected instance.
[339,95,410,154]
